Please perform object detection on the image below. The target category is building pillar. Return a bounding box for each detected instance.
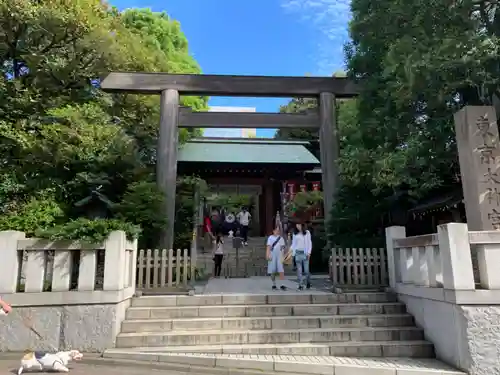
[265,182,274,235]
[318,92,339,233]
[157,89,179,249]
[253,193,260,235]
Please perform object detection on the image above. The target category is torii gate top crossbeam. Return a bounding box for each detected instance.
[100,72,358,98]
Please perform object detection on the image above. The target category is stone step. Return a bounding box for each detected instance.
[106,340,436,358]
[130,292,397,307]
[102,352,465,375]
[126,302,406,319]
[121,314,415,332]
[116,326,424,348]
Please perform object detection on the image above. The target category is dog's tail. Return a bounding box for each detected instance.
[17,366,23,375]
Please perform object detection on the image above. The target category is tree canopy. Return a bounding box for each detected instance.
[345,0,500,195]
[331,0,500,246]
[276,0,500,247]
[0,1,205,247]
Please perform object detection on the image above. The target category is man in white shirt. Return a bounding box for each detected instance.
[237,207,251,246]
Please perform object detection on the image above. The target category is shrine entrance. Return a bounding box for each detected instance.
[178,137,322,237]
[101,72,358,248]
[205,183,261,235]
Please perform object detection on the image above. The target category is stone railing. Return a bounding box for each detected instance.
[0,230,137,352]
[385,223,500,302]
[385,223,500,374]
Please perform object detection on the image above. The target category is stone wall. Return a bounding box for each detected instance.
[399,292,500,375]
[0,230,137,352]
[0,299,130,352]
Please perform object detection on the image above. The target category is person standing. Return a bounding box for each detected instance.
[266,227,287,290]
[212,233,224,278]
[237,207,251,246]
[290,221,312,290]
[210,208,222,236]
[203,213,215,252]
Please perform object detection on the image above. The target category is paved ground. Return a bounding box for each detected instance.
[0,353,465,375]
[166,352,462,371]
[195,276,332,294]
[102,352,466,374]
[0,357,185,375]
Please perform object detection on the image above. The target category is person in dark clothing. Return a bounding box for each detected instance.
[212,233,224,278]
[210,208,222,237]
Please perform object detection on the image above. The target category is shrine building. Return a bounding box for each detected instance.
[177,137,323,236]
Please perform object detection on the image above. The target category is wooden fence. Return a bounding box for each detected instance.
[329,248,388,287]
[136,249,193,290]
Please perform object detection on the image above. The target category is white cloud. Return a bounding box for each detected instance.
[281,0,351,75]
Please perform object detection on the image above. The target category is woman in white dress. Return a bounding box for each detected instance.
[266,227,287,290]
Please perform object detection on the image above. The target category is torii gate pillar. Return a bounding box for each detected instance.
[157,89,179,249]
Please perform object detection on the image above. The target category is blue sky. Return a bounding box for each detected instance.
[112,0,351,137]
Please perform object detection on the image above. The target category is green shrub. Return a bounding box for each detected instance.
[114,181,166,248]
[36,218,141,243]
[0,194,64,236]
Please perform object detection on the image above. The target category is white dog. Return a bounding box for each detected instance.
[18,350,83,374]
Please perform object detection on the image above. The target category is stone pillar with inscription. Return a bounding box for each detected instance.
[454,106,500,288]
[454,106,500,231]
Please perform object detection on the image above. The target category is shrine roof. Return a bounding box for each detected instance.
[408,189,463,215]
[178,138,320,165]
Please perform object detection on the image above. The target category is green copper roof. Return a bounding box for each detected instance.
[178,138,320,164]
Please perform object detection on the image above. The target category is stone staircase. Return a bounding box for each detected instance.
[106,292,434,357]
[197,236,291,277]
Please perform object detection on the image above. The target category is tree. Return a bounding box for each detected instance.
[1,102,141,202]
[274,94,375,249]
[115,8,208,159]
[322,0,500,246]
[275,98,318,140]
[0,2,207,245]
[344,0,500,196]
[275,73,351,160]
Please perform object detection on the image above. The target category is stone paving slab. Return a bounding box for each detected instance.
[199,276,333,295]
[197,276,384,296]
[0,352,463,375]
[103,351,466,375]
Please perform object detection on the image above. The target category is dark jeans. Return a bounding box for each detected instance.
[240,225,249,242]
[213,254,224,277]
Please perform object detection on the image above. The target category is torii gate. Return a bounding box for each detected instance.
[101,72,358,249]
